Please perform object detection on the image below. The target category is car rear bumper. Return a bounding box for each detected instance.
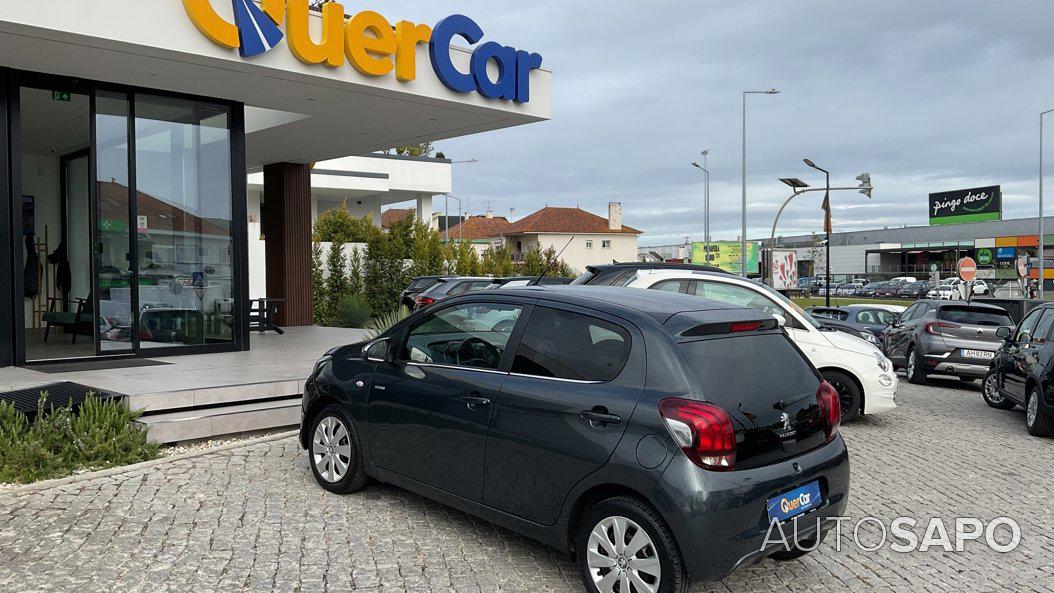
[651,437,850,583]
[923,348,996,378]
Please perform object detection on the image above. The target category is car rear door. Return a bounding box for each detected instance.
[884,303,919,362]
[1002,308,1047,401]
[482,303,643,525]
[367,300,526,502]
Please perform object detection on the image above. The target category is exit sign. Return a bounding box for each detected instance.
[52,91,71,102]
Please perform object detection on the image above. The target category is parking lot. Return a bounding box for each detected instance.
[0,376,1052,593]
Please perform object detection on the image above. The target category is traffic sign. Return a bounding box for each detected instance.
[1017,256,1029,278]
[957,256,977,281]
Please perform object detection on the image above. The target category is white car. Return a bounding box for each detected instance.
[625,270,898,421]
[929,278,988,298]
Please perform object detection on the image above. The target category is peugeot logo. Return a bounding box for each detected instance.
[780,412,791,431]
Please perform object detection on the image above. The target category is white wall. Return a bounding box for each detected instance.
[21,154,61,326]
[515,233,639,275]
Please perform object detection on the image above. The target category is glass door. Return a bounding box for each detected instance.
[93,92,136,353]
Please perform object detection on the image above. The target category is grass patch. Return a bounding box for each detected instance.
[0,393,160,484]
[793,296,908,308]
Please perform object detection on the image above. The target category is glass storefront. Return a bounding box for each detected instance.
[2,70,247,365]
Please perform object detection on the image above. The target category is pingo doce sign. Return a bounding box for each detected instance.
[928,185,1001,225]
[183,0,544,103]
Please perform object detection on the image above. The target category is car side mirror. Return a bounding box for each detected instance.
[996,326,1012,341]
[363,338,391,362]
[1018,331,1031,345]
[772,313,787,327]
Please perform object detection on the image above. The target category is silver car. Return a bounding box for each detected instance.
[883,300,1013,384]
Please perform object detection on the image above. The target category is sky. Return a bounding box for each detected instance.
[367,0,1054,246]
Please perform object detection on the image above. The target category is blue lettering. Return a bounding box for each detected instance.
[515,50,543,103]
[429,15,482,94]
[472,42,517,100]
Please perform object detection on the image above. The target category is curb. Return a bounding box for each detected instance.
[1,429,300,497]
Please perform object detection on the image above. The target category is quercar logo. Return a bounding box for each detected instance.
[182,0,543,103]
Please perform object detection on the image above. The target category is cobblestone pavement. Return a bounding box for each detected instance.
[1,376,1053,593]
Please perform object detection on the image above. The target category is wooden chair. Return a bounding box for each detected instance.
[42,292,94,344]
[248,298,285,335]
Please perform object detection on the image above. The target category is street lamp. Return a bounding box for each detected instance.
[1041,109,1054,300]
[803,158,833,305]
[742,89,780,277]
[691,155,710,262]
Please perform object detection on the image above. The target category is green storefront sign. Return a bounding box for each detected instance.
[976,248,993,265]
[928,185,1001,226]
[691,241,759,274]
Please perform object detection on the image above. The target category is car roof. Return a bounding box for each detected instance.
[480,285,762,325]
[918,299,1009,312]
[587,262,731,274]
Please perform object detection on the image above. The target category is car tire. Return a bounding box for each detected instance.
[982,372,1015,410]
[768,528,828,561]
[308,404,368,494]
[821,370,861,422]
[576,496,688,593]
[906,346,927,385]
[1025,388,1054,437]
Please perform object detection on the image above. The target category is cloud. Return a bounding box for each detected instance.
[370,0,1054,246]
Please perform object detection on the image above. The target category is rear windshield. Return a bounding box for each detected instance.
[938,306,1012,327]
[679,333,818,405]
[408,278,441,291]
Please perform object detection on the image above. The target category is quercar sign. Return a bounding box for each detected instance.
[928,185,1001,225]
[183,0,544,103]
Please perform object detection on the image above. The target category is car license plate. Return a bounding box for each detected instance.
[961,349,995,360]
[767,481,823,522]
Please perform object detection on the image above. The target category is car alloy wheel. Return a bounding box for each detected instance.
[312,416,352,483]
[586,515,661,593]
[1027,391,1039,428]
[984,374,1005,405]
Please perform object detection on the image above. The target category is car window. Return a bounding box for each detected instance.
[690,281,784,318]
[1032,310,1054,343]
[651,280,685,293]
[900,304,919,321]
[401,303,523,369]
[858,309,896,325]
[937,306,1012,327]
[511,307,631,381]
[1016,310,1042,342]
[408,278,440,291]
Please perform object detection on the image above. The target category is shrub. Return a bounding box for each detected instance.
[364,306,410,340]
[0,393,160,484]
[311,242,327,325]
[330,294,372,328]
[363,228,411,314]
[324,241,349,323]
[314,202,381,244]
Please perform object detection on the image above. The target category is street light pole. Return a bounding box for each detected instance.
[804,159,832,305]
[691,159,710,263]
[742,89,780,277]
[1041,109,1054,300]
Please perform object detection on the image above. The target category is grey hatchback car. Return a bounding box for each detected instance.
[883,300,1013,384]
[301,287,849,592]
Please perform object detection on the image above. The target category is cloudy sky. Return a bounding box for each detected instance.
[371,0,1054,246]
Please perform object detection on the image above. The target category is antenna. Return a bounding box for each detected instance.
[536,235,575,285]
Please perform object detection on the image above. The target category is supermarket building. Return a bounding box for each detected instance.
[0,1,551,368]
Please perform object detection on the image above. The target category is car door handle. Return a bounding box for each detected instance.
[461,395,491,410]
[580,410,622,425]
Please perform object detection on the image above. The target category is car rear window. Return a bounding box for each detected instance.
[938,306,1011,327]
[511,307,631,381]
[408,278,441,291]
[678,334,819,412]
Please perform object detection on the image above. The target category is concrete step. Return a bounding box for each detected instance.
[137,397,301,444]
[127,379,304,413]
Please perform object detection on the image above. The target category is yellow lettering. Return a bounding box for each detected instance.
[345,11,397,76]
[394,21,432,81]
[183,0,239,49]
[262,0,284,26]
[287,0,345,67]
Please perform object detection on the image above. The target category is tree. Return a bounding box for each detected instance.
[481,246,514,277]
[520,246,546,276]
[311,242,327,325]
[314,202,381,244]
[348,246,363,296]
[324,241,349,323]
[363,227,411,314]
[392,142,435,158]
[410,217,445,277]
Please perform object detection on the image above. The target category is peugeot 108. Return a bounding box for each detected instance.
[301,286,850,592]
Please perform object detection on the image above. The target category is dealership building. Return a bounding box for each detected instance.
[0,1,551,368]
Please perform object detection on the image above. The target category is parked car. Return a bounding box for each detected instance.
[625,270,898,422]
[883,300,1013,384]
[856,282,881,297]
[896,281,931,299]
[890,276,918,283]
[301,286,850,589]
[806,304,905,343]
[941,277,989,296]
[983,304,1054,436]
[926,284,957,300]
[806,314,882,346]
[837,283,863,296]
[571,262,730,286]
[400,276,445,310]
[411,276,496,309]
[875,281,904,298]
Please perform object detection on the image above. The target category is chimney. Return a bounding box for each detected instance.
[486,209,494,218]
[608,202,622,231]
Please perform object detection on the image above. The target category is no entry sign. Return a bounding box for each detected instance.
[957,257,977,281]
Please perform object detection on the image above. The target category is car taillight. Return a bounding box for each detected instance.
[414,295,436,307]
[816,381,840,442]
[925,321,960,335]
[657,398,736,470]
[729,321,764,333]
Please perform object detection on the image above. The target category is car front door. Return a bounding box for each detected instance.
[1003,309,1046,402]
[482,303,642,525]
[368,300,526,501]
[884,303,920,362]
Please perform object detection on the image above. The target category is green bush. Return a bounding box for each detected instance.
[330,294,372,328]
[0,393,160,484]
